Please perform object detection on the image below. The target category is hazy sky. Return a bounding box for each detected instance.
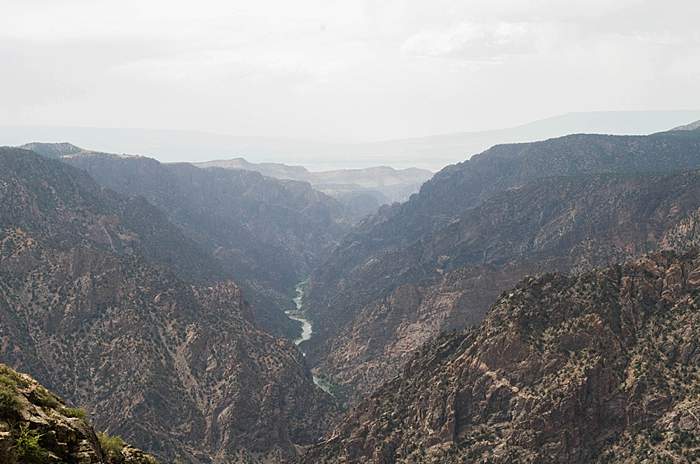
[2,0,699,141]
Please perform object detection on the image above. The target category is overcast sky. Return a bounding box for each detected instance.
[2,0,699,142]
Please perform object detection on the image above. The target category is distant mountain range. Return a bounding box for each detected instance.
[194,158,433,218]
[20,141,431,219]
[3,111,700,170]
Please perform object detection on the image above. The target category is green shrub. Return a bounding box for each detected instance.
[13,425,48,464]
[0,366,29,389]
[0,384,21,416]
[98,432,126,459]
[0,375,17,389]
[62,406,87,420]
[32,386,60,408]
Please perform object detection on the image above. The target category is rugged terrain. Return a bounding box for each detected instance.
[304,249,700,463]
[8,123,700,463]
[305,127,700,399]
[0,148,336,462]
[25,142,351,338]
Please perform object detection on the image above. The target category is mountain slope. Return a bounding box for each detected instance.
[309,171,700,399]
[26,144,351,337]
[1,147,221,284]
[334,129,700,256]
[673,120,700,131]
[306,129,700,398]
[304,249,700,463]
[0,148,336,462]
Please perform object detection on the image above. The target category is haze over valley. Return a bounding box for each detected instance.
[4,110,700,171]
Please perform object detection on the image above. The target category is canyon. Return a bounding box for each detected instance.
[2,120,700,463]
[303,126,700,400]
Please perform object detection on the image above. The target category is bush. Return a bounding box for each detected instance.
[98,432,126,459]
[0,370,29,388]
[0,384,21,416]
[13,425,48,464]
[62,406,87,420]
[0,375,17,389]
[0,366,29,389]
[31,386,60,409]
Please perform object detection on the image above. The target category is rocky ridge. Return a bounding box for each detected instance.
[304,249,700,463]
[309,170,700,399]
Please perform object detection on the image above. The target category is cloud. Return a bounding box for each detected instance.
[1,0,699,141]
[402,22,539,61]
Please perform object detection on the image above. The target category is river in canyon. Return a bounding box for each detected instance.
[286,280,313,345]
[285,280,334,395]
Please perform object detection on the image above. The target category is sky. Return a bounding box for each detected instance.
[2,0,700,142]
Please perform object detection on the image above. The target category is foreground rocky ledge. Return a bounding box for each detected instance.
[0,363,157,464]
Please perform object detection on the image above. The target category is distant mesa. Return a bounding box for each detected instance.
[19,141,85,158]
[19,141,136,160]
[5,111,700,171]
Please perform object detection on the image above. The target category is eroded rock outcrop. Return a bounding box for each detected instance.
[304,250,700,463]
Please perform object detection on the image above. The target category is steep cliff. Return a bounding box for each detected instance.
[56,148,349,338]
[308,171,700,398]
[305,250,700,463]
[306,129,700,398]
[0,148,336,462]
